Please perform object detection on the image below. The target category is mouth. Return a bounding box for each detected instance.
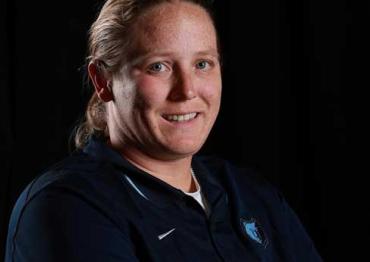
[162,112,199,122]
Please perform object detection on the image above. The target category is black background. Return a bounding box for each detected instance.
[1,0,367,261]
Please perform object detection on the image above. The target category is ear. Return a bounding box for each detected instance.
[88,62,113,102]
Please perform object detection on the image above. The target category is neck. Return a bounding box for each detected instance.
[110,142,197,193]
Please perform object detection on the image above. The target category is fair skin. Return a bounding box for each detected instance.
[89,1,222,192]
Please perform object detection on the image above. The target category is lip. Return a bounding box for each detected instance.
[162,111,200,116]
[161,112,201,125]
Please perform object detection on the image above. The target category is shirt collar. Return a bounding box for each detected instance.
[82,136,226,212]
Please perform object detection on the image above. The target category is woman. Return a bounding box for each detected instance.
[6,0,322,261]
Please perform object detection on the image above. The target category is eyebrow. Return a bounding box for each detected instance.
[129,49,220,65]
[195,50,220,59]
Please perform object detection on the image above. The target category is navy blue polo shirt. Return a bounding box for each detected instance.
[5,137,322,261]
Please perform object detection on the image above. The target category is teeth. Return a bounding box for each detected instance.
[164,112,197,122]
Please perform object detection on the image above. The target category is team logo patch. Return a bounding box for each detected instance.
[240,218,269,248]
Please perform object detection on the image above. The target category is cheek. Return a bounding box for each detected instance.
[200,76,222,108]
[134,76,169,109]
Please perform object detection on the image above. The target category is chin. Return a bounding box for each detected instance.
[161,140,203,159]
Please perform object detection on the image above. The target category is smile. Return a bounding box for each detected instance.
[163,112,198,122]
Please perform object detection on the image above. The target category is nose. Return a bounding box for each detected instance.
[168,68,196,101]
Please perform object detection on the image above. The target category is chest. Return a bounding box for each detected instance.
[125,196,274,262]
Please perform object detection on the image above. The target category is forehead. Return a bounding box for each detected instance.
[129,2,217,56]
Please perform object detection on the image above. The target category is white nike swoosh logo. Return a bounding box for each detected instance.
[158,228,176,240]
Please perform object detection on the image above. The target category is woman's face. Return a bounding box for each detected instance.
[107,1,222,161]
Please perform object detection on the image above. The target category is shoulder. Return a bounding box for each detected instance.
[194,155,291,228]
[195,155,322,260]
[194,155,280,200]
[24,150,120,201]
[6,150,134,260]
[9,150,129,231]
[6,151,137,261]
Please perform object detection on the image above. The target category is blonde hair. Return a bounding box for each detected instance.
[73,0,216,149]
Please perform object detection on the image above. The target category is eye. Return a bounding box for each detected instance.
[148,62,166,73]
[195,60,210,70]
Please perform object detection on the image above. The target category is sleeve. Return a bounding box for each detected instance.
[276,191,323,262]
[9,187,140,262]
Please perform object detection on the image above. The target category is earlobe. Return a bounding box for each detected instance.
[88,62,113,102]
